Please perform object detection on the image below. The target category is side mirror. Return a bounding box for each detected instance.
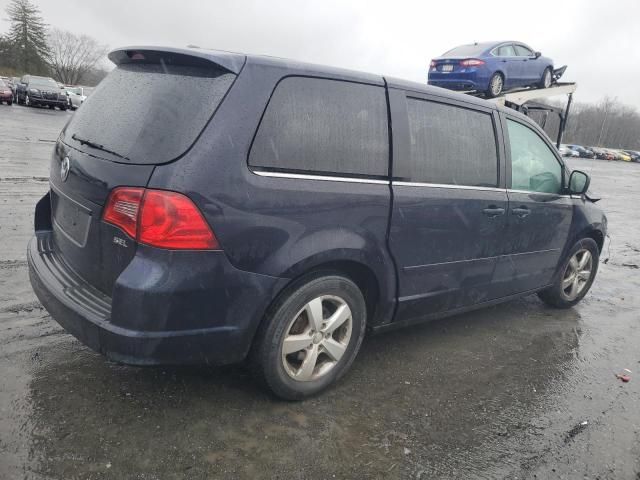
[534,51,541,58]
[568,170,590,195]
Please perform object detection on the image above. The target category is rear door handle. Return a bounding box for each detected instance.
[511,207,530,217]
[482,206,506,217]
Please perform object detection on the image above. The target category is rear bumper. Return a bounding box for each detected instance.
[428,70,488,92]
[28,231,286,365]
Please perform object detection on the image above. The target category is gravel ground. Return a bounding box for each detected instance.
[0,105,639,480]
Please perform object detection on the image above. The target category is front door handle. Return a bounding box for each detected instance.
[511,207,530,218]
[482,206,506,217]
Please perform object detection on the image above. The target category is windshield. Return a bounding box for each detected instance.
[30,79,59,90]
[64,63,235,164]
[442,44,488,57]
[0,80,6,88]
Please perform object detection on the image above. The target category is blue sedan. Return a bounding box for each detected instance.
[428,41,554,97]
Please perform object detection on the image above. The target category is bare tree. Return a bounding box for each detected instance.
[563,97,640,150]
[47,28,108,85]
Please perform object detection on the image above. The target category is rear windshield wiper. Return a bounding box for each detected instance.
[71,134,130,162]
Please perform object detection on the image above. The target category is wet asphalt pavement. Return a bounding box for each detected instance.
[0,105,639,480]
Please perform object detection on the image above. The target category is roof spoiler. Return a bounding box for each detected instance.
[108,46,245,74]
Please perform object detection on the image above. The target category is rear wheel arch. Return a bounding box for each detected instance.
[246,255,389,354]
[273,258,381,327]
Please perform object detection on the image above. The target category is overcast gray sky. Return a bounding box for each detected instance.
[2,0,639,108]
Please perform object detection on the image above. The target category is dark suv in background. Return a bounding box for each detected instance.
[16,75,67,110]
[28,47,606,399]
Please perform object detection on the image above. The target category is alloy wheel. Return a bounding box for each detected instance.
[490,75,503,96]
[561,249,593,301]
[543,69,552,88]
[281,295,352,382]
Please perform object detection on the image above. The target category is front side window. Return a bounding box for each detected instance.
[249,77,388,177]
[496,44,516,57]
[514,45,534,57]
[507,119,562,193]
[406,98,498,187]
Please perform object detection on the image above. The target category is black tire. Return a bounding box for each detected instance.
[7,100,12,106]
[538,238,599,308]
[486,72,504,98]
[24,94,30,107]
[539,67,552,89]
[250,273,367,400]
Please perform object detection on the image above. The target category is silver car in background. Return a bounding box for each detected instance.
[63,86,89,110]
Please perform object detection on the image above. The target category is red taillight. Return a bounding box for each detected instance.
[460,59,485,67]
[103,187,219,250]
[103,187,144,239]
[139,190,218,249]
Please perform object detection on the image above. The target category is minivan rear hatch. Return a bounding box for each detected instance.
[62,47,242,165]
[51,47,243,295]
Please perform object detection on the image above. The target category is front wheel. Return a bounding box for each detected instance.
[251,274,367,400]
[539,67,552,89]
[487,72,504,97]
[538,238,599,308]
[24,94,30,107]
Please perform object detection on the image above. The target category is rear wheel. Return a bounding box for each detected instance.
[539,67,552,89]
[487,72,503,97]
[538,238,599,308]
[24,94,30,107]
[251,274,367,400]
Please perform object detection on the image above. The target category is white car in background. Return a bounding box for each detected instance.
[63,86,88,110]
[558,144,579,157]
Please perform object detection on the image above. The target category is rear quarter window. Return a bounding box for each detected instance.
[405,98,499,187]
[249,77,389,177]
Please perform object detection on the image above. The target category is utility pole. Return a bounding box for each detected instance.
[597,100,610,147]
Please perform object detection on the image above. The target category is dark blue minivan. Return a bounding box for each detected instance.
[28,47,606,399]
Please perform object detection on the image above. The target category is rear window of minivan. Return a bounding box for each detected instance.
[64,64,235,164]
[249,77,388,177]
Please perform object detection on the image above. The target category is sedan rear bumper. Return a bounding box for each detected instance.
[428,69,490,92]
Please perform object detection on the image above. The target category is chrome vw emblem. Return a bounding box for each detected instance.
[60,156,70,182]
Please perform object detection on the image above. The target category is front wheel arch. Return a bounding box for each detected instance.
[586,229,604,252]
[538,237,599,308]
